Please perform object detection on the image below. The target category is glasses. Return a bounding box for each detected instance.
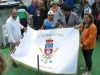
[48,15,54,16]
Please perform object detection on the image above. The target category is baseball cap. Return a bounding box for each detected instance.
[48,10,54,15]
[51,0,58,5]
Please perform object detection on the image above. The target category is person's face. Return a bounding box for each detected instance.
[32,0,36,6]
[52,4,57,8]
[59,0,63,3]
[42,0,45,3]
[48,14,54,20]
[84,3,89,8]
[11,10,17,20]
[96,0,99,3]
[61,9,69,16]
[36,10,40,14]
[47,0,51,5]
[82,0,84,5]
[84,15,91,24]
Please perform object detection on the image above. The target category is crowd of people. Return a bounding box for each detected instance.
[0,0,99,75]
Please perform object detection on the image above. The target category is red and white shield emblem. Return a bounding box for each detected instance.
[44,48,53,55]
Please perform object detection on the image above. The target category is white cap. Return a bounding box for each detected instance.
[48,10,54,15]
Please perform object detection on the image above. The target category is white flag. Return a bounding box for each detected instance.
[11,27,79,74]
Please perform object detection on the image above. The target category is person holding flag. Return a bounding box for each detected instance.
[41,10,60,29]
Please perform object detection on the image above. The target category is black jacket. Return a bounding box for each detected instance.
[33,14,44,30]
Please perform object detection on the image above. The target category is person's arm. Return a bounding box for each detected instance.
[75,14,81,25]
[59,14,63,28]
[82,25,97,47]
[6,22,16,43]
[41,20,45,29]
[74,23,84,30]
[6,21,20,46]
[18,17,24,29]
[20,24,28,33]
[20,24,24,29]
[26,12,29,24]
[18,17,28,32]
[27,5,30,14]
[74,14,82,29]
[74,24,81,29]
[33,15,36,29]
[55,21,60,28]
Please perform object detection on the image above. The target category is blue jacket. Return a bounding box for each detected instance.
[77,4,92,18]
[65,0,74,9]
[28,4,39,15]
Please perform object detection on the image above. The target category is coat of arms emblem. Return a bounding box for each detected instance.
[44,38,53,55]
[39,38,59,64]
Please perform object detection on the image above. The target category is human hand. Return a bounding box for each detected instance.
[14,42,18,46]
[79,43,83,48]
[74,25,79,29]
[24,27,28,32]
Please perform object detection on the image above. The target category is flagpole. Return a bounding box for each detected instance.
[37,54,39,75]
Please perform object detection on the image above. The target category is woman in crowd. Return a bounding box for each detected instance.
[0,53,7,75]
[83,1,92,15]
[77,0,92,19]
[58,0,66,7]
[92,0,100,39]
[42,0,47,7]
[33,8,44,30]
[45,0,51,13]
[50,0,62,21]
[75,13,97,75]
[77,0,86,17]
[41,10,60,29]
[92,0,100,11]
[38,0,47,19]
